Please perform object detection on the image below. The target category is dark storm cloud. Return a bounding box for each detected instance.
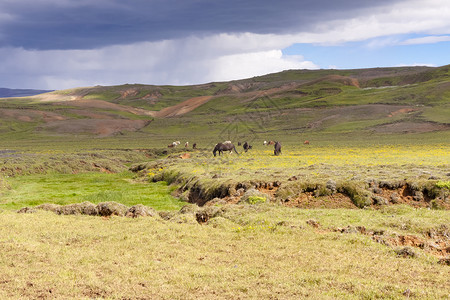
[0,0,405,50]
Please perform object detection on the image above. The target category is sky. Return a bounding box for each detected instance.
[0,0,449,90]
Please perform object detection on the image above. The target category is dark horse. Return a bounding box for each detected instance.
[213,143,239,157]
[274,141,282,156]
[243,141,252,152]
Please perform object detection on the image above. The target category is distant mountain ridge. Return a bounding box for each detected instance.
[0,88,54,98]
[0,65,449,139]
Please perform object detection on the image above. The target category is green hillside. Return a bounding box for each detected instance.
[0,65,449,148]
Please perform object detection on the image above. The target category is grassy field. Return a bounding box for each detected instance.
[0,137,448,298]
[0,65,448,298]
[0,204,448,299]
[0,172,184,211]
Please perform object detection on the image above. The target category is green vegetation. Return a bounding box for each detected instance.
[436,181,450,189]
[1,65,448,142]
[0,204,448,299]
[0,65,448,299]
[0,172,184,211]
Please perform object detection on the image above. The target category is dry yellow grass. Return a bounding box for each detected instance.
[0,206,448,299]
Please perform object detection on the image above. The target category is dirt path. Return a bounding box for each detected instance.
[154,96,213,118]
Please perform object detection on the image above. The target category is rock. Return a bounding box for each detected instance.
[126,204,157,218]
[413,191,424,201]
[238,188,270,204]
[179,204,200,214]
[58,202,98,215]
[372,195,388,205]
[159,211,176,220]
[395,247,416,258]
[372,187,383,194]
[79,202,99,216]
[36,203,62,214]
[207,198,227,206]
[326,180,337,194]
[306,219,320,228]
[234,188,245,197]
[17,207,36,214]
[390,192,400,203]
[96,201,128,217]
[438,257,450,266]
[338,226,359,234]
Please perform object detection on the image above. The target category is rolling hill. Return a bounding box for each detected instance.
[0,65,449,145]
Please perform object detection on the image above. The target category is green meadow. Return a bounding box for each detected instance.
[0,65,448,298]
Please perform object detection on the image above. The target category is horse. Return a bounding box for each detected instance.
[213,142,239,157]
[274,141,282,156]
[192,143,197,149]
[268,141,275,145]
[185,142,189,148]
[304,140,310,145]
[243,141,252,152]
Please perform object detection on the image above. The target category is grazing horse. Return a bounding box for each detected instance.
[213,142,239,157]
[274,141,282,156]
[192,143,197,149]
[304,140,310,145]
[268,141,275,145]
[243,141,252,152]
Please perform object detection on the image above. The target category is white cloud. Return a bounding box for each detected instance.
[1,0,450,89]
[401,35,450,45]
[0,35,318,89]
[288,0,450,45]
[208,50,318,82]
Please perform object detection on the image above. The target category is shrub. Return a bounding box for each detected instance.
[247,196,267,204]
[436,181,450,189]
[338,182,372,208]
[239,189,270,204]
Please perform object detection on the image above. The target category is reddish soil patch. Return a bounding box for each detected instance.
[119,89,139,99]
[387,108,417,117]
[285,193,357,209]
[55,99,155,116]
[0,109,66,123]
[155,96,213,117]
[372,121,449,133]
[39,119,150,137]
[386,233,449,258]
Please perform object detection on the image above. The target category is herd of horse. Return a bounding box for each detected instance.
[167,141,282,156]
[168,139,283,156]
[212,140,282,156]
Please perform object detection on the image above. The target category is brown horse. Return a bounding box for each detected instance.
[274,141,282,156]
[213,142,239,157]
